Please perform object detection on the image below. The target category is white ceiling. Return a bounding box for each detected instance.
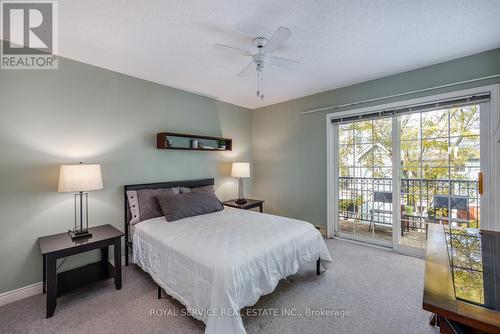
[59,0,500,109]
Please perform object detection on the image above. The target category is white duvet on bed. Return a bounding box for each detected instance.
[133,207,332,334]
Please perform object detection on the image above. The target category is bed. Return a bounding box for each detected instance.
[124,178,332,334]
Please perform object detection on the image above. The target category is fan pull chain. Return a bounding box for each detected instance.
[256,69,260,97]
[255,64,265,101]
[261,70,264,100]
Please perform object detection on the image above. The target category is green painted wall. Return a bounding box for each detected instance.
[2,48,500,296]
[0,57,252,294]
[251,48,500,228]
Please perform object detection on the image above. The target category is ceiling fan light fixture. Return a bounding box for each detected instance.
[214,22,299,101]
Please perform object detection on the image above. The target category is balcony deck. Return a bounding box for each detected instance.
[339,218,427,249]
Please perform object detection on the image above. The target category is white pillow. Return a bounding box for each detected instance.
[126,190,140,225]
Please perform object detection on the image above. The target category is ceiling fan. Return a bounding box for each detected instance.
[214,21,300,100]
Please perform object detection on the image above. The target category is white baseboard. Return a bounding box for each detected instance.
[0,281,43,307]
[0,255,128,308]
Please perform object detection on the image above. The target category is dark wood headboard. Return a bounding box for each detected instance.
[123,178,215,265]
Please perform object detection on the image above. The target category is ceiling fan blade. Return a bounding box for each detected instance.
[234,20,268,37]
[214,44,251,56]
[268,56,299,70]
[238,62,255,77]
[264,27,291,52]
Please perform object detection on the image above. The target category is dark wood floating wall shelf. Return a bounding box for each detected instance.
[157,132,232,151]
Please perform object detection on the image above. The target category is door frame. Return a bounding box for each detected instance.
[326,84,500,245]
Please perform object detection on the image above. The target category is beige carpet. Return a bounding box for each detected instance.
[0,239,437,334]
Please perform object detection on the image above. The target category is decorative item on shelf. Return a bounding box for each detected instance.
[58,163,103,240]
[231,162,251,204]
[190,139,199,149]
[198,141,204,149]
[218,140,227,150]
[166,138,173,148]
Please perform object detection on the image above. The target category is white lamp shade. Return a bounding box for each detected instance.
[58,164,103,192]
[231,162,251,178]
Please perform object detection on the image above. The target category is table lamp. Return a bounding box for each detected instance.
[58,163,103,239]
[231,162,250,204]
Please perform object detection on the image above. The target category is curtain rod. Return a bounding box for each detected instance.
[299,74,500,115]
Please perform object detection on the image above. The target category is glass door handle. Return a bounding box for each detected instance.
[478,172,484,195]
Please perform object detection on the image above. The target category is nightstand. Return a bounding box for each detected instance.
[222,199,264,212]
[38,224,124,318]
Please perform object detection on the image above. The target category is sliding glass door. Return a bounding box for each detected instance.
[332,98,488,255]
[337,118,393,246]
[397,104,482,253]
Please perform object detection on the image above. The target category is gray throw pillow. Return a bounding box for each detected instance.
[156,192,224,222]
[136,187,180,221]
[179,185,215,194]
[191,185,215,194]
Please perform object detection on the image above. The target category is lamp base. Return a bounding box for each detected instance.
[69,228,92,240]
[235,198,247,205]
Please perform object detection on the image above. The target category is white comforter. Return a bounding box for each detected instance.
[133,207,332,334]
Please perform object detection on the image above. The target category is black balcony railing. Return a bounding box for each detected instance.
[338,176,480,228]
